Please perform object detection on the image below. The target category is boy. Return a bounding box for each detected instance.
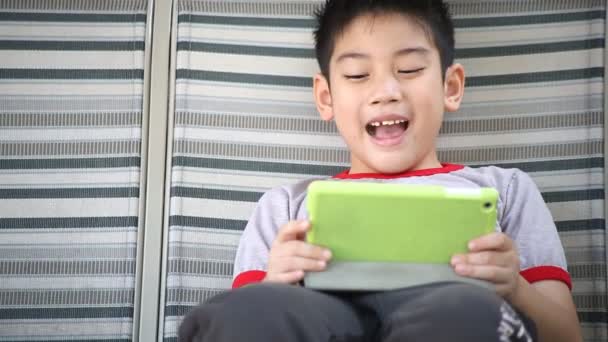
[179,1,581,341]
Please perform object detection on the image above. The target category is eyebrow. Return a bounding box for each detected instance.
[335,47,431,64]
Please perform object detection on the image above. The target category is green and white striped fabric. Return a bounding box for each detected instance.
[164,0,606,341]
[0,1,147,341]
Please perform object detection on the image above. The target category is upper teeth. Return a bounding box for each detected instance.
[370,120,407,127]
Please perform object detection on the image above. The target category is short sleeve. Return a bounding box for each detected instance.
[232,187,290,287]
[501,169,571,289]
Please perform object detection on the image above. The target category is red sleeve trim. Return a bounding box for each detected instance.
[232,270,267,289]
[520,266,572,290]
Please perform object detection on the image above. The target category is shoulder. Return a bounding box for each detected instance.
[260,178,320,202]
[456,165,535,193]
[454,166,542,223]
[255,177,323,218]
[458,165,521,181]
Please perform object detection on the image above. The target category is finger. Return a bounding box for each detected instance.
[269,270,305,284]
[494,284,511,298]
[280,240,332,261]
[468,232,513,252]
[450,253,466,266]
[278,256,328,273]
[275,221,310,244]
[455,251,511,267]
[453,264,510,284]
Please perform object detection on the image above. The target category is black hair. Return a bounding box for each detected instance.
[313,0,455,81]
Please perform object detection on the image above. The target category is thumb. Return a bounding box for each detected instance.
[276,220,310,243]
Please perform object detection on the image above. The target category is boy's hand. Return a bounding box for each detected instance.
[450,232,521,301]
[264,220,332,284]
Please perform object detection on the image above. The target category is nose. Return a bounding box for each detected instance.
[370,74,402,105]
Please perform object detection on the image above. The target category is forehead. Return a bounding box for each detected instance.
[331,12,437,59]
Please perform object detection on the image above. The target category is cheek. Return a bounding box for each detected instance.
[410,83,445,122]
[332,96,362,133]
[333,82,367,105]
[336,120,360,141]
[333,92,360,111]
[410,99,444,138]
[331,109,358,141]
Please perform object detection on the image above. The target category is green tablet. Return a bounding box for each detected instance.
[304,180,498,290]
[306,180,498,263]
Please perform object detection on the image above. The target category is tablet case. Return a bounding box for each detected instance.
[304,181,498,290]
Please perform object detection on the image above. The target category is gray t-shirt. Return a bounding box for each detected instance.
[233,164,570,289]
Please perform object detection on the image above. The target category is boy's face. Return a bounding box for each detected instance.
[314,13,465,174]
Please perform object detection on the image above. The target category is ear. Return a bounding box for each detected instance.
[313,73,334,121]
[443,63,465,112]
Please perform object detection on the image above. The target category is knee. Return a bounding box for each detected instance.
[384,283,531,341]
[432,282,504,318]
[178,284,304,341]
[394,282,503,323]
[185,283,298,323]
[443,285,537,341]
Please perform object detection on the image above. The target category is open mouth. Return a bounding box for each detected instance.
[365,119,410,139]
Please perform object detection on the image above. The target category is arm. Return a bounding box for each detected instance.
[232,187,291,287]
[264,220,331,284]
[512,278,581,342]
[232,185,331,288]
[452,168,581,341]
[451,233,582,342]
[233,219,331,288]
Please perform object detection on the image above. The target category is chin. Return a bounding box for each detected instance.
[381,165,414,174]
[370,159,415,175]
[352,150,416,175]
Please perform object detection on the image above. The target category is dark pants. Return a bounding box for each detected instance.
[179,282,537,342]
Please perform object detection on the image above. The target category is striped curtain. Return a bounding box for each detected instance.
[0,1,147,341]
[164,1,606,341]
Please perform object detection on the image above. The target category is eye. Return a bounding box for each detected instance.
[344,74,368,80]
[398,68,425,74]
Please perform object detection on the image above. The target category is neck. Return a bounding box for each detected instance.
[350,153,442,175]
